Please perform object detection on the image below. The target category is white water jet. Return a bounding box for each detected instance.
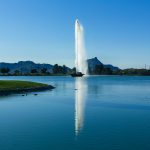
[75,19,88,75]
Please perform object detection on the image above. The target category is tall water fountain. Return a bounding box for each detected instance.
[75,19,88,75]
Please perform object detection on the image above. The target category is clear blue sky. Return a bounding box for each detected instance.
[0,0,150,69]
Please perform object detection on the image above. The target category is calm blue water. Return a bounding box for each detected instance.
[0,76,150,150]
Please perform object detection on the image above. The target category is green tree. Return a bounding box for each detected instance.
[31,69,38,74]
[58,66,63,74]
[41,68,47,74]
[53,64,68,74]
[53,64,59,74]
[0,68,10,75]
[62,65,67,74]
[14,70,20,75]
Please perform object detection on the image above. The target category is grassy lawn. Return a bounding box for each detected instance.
[0,80,49,91]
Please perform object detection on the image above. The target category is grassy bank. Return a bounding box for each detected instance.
[0,80,55,95]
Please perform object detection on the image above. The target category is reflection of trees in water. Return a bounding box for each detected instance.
[75,77,87,136]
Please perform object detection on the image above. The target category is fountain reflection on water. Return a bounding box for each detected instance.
[75,77,87,135]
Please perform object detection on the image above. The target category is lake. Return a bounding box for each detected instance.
[0,76,150,150]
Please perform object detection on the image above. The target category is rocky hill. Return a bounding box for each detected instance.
[87,57,119,72]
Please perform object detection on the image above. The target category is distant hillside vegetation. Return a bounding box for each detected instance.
[0,58,149,76]
[0,61,71,75]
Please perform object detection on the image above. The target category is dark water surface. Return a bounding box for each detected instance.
[0,76,150,150]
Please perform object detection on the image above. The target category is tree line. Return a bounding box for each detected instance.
[88,64,150,76]
[0,64,69,76]
[1,64,150,76]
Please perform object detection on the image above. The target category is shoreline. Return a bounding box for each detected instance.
[0,74,150,77]
[0,80,55,96]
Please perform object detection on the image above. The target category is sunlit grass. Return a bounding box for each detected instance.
[0,80,48,90]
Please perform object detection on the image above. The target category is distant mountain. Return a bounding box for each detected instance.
[0,61,53,74]
[87,57,120,71]
[0,57,119,75]
[87,57,103,70]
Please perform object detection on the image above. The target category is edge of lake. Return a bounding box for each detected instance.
[0,80,55,96]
